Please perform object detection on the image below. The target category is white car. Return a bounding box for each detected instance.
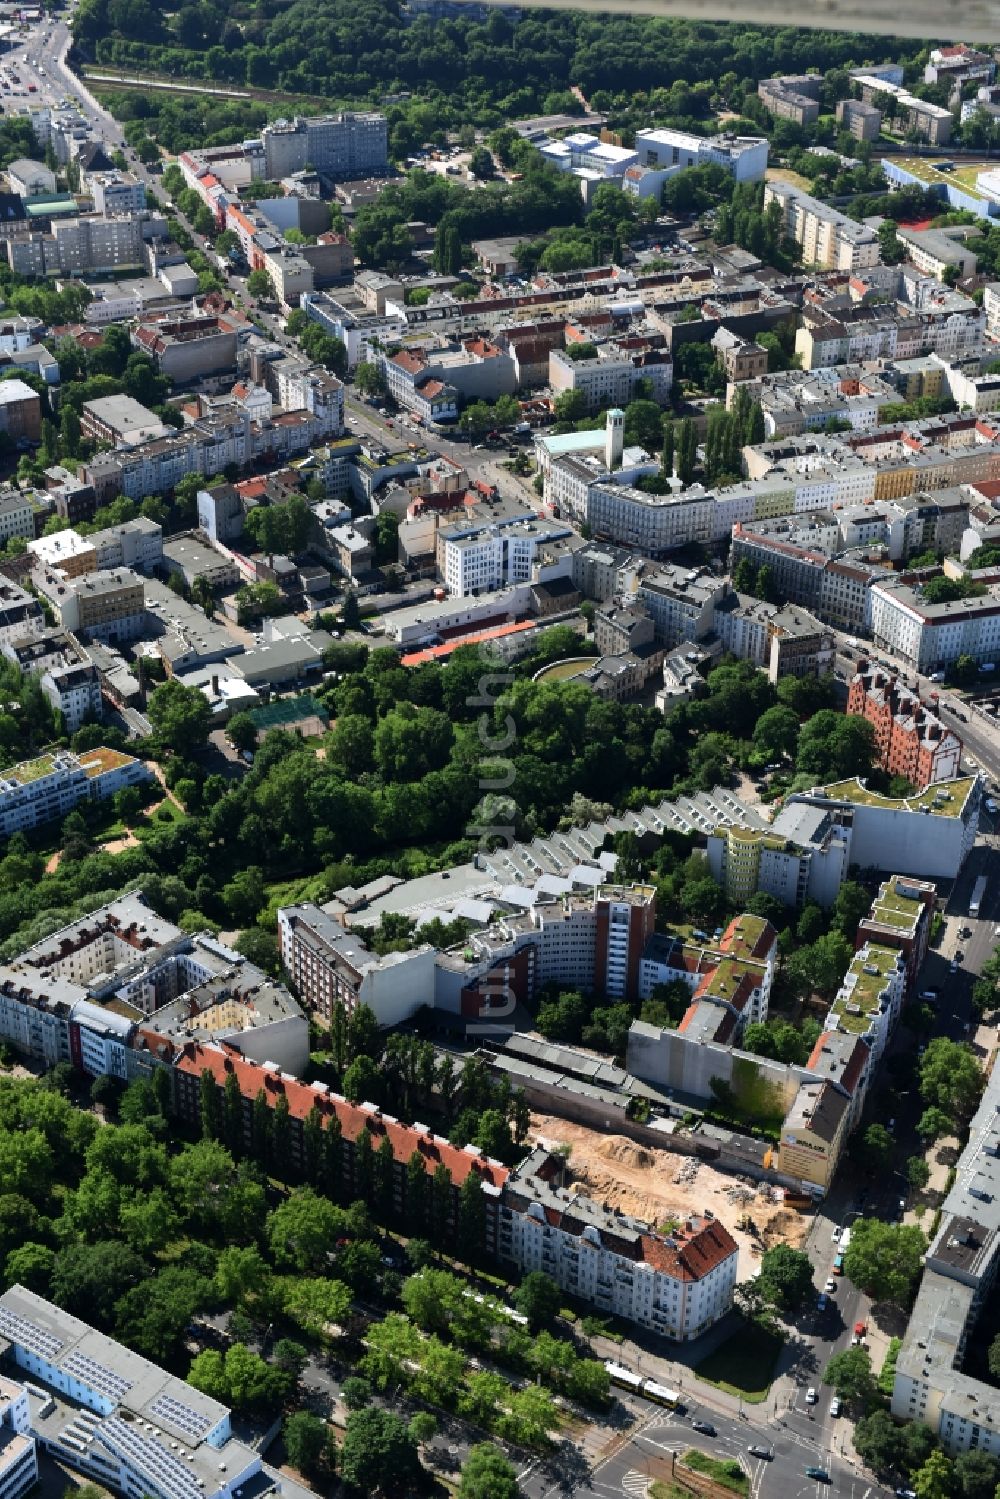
[806,1388,818,1404]
[830,1398,841,1417]
[824,1278,836,1293]
[831,1225,841,1241]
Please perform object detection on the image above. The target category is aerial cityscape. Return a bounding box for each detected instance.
[2,2,1000,1499]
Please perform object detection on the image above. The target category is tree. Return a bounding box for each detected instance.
[147,680,211,755]
[906,1156,931,1190]
[913,1450,954,1499]
[750,704,799,764]
[341,1376,371,1409]
[860,1124,894,1175]
[282,1278,351,1339]
[757,1245,814,1312]
[339,1408,420,1496]
[853,1409,906,1476]
[842,1219,926,1305]
[920,1038,984,1118]
[458,1173,486,1260]
[953,1450,1000,1499]
[354,360,385,397]
[917,1106,954,1143]
[283,1412,329,1478]
[267,1190,342,1271]
[247,269,275,300]
[796,710,876,782]
[460,1444,520,1499]
[823,1347,877,1405]
[227,713,258,754]
[50,1241,147,1327]
[513,1270,561,1331]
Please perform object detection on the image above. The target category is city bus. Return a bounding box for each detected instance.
[643,1381,682,1408]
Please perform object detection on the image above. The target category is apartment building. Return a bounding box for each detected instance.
[0,379,40,444]
[88,170,145,216]
[384,339,517,414]
[0,1374,37,1499]
[548,344,672,413]
[260,113,388,180]
[457,885,657,1016]
[83,412,253,502]
[8,215,148,278]
[857,873,936,989]
[776,1075,851,1194]
[853,72,953,144]
[277,902,436,1025]
[80,394,169,448]
[35,567,145,643]
[758,75,822,126]
[174,1038,507,1253]
[40,660,102,733]
[848,663,963,785]
[500,1148,738,1338]
[0,580,43,649]
[437,515,572,596]
[132,315,238,383]
[0,747,150,837]
[763,181,879,271]
[0,489,35,547]
[87,516,162,574]
[7,158,55,198]
[897,226,979,283]
[713,327,768,383]
[0,1286,269,1499]
[836,98,882,141]
[788,775,980,881]
[633,564,728,646]
[707,801,853,910]
[892,1063,1000,1454]
[870,577,1000,671]
[765,606,835,682]
[826,939,906,1066]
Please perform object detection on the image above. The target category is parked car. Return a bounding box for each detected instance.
[824,1278,836,1293]
[830,1398,841,1417]
[806,1388,818,1404]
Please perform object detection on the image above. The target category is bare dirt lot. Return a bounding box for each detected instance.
[529,1111,808,1278]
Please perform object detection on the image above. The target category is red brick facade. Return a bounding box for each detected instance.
[848,664,962,788]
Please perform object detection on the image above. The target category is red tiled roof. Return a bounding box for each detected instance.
[639,1217,738,1279]
[176,1040,509,1190]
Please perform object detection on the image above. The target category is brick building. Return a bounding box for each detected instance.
[172,1039,507,1254]
[847,662,962,786]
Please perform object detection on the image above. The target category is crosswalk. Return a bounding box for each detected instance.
[622,1471,651,1498]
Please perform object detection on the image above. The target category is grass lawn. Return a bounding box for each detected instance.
[682,1451,749,1495]
[694,1320,781,1403]
[652,1485,694,1499]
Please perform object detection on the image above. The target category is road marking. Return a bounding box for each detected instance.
[622,1472,652,1498]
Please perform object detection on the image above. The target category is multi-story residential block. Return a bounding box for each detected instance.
[499,1148,739,1338]
[260,113,388,181]
[384,339,517,415]
[758,75,822,126]
[175,1037,507,1251]
[622,563,724,645]
[278,903,436,1025]
[87,516,162,575]
[0,580,44,648]
[436,515,572,596]
[857,873,936,989]
[300,290,407,370]
[88,170,145,216]
[40,660,102,733]
[132,315,238,383]
[707,800,853,909]
[870,576,1000,671]
[848,663,963,785]
[80,394,170,448]
[852,71,953,144]
[0,1285,277,1499]
[763,181,879,271]
[549,344,672,414]
[0,489,36,546]
[8,215,149,278]
[897,225,979,283]
[776,1075,851,1194]
[788,774,980,881]
[826,939,906,1065]
[0,1374,37,1499]
[83,412,253,502]
[34,567,145,642]
[925,43,995,89]
[713,327,768,383]
[0,379,40,443]
[0,747,150,837]
[7,158,56,198]
[28,529,97,578]
[891,1063,1000,1455]
[537,131,639,185]
[765,605,835,682]
[836,98,882,141]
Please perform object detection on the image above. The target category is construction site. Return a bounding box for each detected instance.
[528,1110,809,1277]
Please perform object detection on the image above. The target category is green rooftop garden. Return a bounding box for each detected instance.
[824,776,974,815]
[830,944,899,1032]
[9,755,57,785]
